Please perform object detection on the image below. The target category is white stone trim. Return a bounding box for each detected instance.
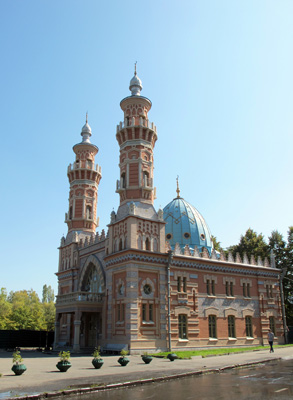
[174,306,191,317]
[224,308,237,317]
[242,308,254,318]
[204,307,219,317]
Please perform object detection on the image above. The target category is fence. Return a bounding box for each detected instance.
[0,330,54,349]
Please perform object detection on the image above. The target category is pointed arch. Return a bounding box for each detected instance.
[79,255,105,293]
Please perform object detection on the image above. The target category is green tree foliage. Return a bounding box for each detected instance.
[0,288,12,329]
[8,290,46,330]
[42,284,55,331]
[211,235,223,252]
[228,227,293,325]
[42,285,55,303]
[228,228,270,260]
[0,286,55,331]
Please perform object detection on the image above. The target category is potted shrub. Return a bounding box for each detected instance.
[12,350,27,376]
[141,352,153,364]
[92,347,104,369]
[167,353,178,362]
[118,349,130,366]
[56,351,71,372]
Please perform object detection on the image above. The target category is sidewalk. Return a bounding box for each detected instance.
[1,347,293,399]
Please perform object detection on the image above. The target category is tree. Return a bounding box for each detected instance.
[42,285,55,303]
[228,228,270,261]
[8,290,46,330]
[211,235,223,252]
[0,288,12,329]
[42,284,55,331]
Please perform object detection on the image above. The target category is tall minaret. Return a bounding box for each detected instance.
[115,65,157,205]
[65,116,102,234]
[106,69,165,255]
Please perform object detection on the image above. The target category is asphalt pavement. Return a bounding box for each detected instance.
[0,346,293,399]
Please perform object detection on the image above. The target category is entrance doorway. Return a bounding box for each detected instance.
[82,312,102,348]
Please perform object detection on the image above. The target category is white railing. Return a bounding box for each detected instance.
[116,119,156,133]
[56,291,103,305]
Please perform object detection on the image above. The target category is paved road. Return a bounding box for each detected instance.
[0,347,293,399]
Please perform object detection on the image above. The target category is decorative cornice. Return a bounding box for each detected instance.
[105,252,280,278]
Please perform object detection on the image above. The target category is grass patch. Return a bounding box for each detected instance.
[151,344,293,359]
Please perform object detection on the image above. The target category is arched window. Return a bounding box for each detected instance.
[86,205,92,219]
[121,173,126,188]
[81,264,102,293]
[209,315,217,338]
[228,316,236,338]
[119,239,123,251]
[145,238,150,251]
[178,314,188,339]
[69,206,73,219]
[143,171,149,187]
[124,236,127,249]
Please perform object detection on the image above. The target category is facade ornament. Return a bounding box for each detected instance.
[211,248,218,260]
[174,242,182,255]
[228,252,234,263]
[264,257,270,267]
[110,210,116,223]
[201,247,209,259]
[220,250,226,261]
[129,201,136,215]
[184,245,191,256]
[193,246,200,258]
[243,252,249,264]
[235,253,242,263]
[157,208,164,220]
[257,256,263,266]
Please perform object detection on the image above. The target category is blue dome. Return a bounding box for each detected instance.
[163,197,213,253]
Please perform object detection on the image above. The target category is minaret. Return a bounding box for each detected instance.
[106,69,165,255]
[115,66,157,205]
[65,115,102,234]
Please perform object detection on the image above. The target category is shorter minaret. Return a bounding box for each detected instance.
[65,115,102,234]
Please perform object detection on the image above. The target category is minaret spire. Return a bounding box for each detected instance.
[176,176,180,198]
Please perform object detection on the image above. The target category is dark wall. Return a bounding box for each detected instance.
[0,330,54,349]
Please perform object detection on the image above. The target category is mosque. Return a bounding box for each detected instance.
[54,70,284,353]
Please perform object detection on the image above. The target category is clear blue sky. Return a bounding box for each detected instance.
[1,0,292,298]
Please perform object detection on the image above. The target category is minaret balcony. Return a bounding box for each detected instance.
[116,118,157,134]
[56,291,104,306]
[67,162,102,174]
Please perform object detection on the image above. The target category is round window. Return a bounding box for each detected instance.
[166,233,172,240]
[143,284,152,295]
[200,233,206,241]
[184,232,190,239]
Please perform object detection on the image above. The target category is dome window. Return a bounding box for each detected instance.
[184,232,190,239]
[200,233,206,241]
[166,233,172,240]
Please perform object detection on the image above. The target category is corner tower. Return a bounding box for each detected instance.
[116,67,157,205]
[65,116,102,235]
